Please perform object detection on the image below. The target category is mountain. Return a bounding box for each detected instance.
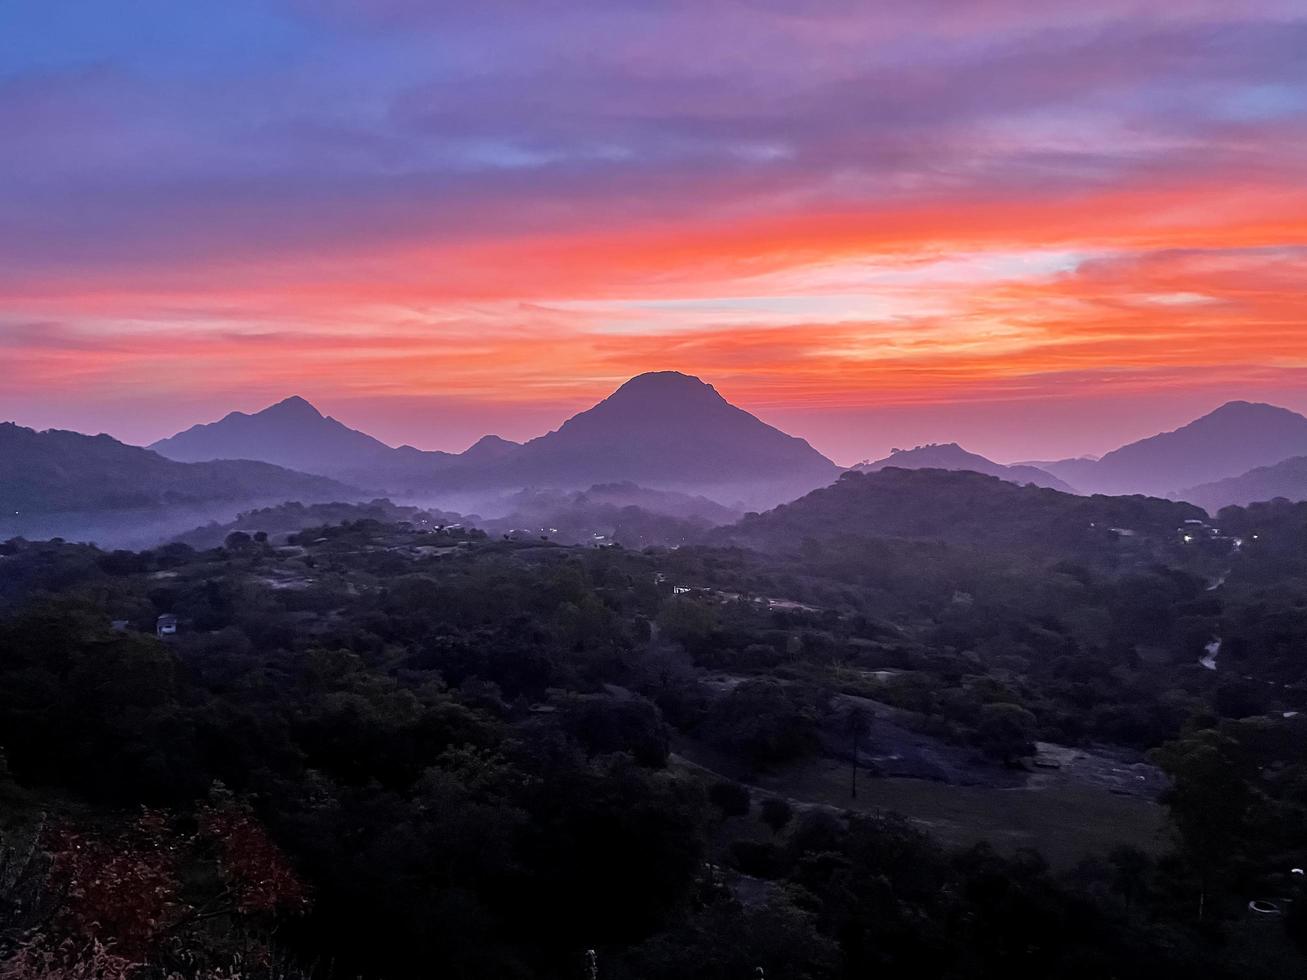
[855,443,1073,492]
[150,395,417,477]
[713,468,1203,558]
[457,372,842,507]
[1178,456,1307,513]
[0,422,357,516]
[1069,401,1307,497]
[459,434,521,463]
[148,377,837,507]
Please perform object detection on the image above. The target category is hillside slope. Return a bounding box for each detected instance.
[2,422,357,515]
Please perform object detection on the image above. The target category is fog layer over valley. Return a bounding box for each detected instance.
[18,376,1307,553]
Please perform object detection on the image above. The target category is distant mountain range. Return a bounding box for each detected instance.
[15,377,1307,548]
[0,422,356,517]
[1039,402,1307,500]
[855,443,1073,492]
[714,468,1204,559]
[150,372,841,507]
[1178,456,1307,514]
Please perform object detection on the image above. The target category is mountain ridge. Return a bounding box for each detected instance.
[2,422,358,516]
[1073,401,1307,496]
[855,443,1073,492]
[149,373,842,507]
[713,467,1204,559]
[1178,455,1307,513]
[150,395,408,476]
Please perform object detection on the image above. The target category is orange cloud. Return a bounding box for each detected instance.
[3,173,1306,455]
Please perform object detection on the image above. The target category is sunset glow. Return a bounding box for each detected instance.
[3,1,1306,462]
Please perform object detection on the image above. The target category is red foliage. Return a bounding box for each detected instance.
[196,805,310,916]
[39,803,309,964]
[46,810,186,960]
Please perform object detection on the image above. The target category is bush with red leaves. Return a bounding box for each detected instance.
[195,805,309,917]
[36,804,308,966]
[45,810,185,961]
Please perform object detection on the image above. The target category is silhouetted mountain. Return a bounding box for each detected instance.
[461,372,841,506]
[1067,401,1307,497]
[713,468,1203,558]
[856,443,1073,492]
[459,434,521,463]
[1178,456,1307,513]
[151,395,425,477]
[1,422,357,516]
[148,378,837,506]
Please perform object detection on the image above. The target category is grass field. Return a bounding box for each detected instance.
[673,743,1168,869]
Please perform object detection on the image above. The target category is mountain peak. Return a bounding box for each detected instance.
[262,395,323,420]
[469,434,516,448]
[150,394,393,476]
[1081,399,1307,496]
[1202,400,1293,421]
[857,442,1072,492]
[495,370,838,506]
[461,434,521,461]
[608,371,724,402]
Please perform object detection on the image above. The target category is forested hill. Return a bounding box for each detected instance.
[0,422,358,514]
[1,504,1306,977]
[716,467,1206,558]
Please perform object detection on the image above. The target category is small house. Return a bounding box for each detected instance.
[156,613,178,638]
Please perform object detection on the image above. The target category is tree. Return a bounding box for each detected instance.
[976,703,1037,765]
[1152,729,1256,918]
[759,797,793,834]
[223,530,253,552]
[703,680,826,769]
[708,780,751,818]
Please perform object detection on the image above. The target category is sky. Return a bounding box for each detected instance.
[1,1,1305,465]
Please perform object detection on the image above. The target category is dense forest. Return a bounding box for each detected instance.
[3,472,1307,978]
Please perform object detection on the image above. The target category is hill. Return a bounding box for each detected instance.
[459,434,522,463]
[0,422,357,516]
[856,443,1073,491]
[714,467,1203,558]
[170,499,464,549]
[1178,455,1307,513]
[1069,401,1307,496]
[479,482,741,547]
